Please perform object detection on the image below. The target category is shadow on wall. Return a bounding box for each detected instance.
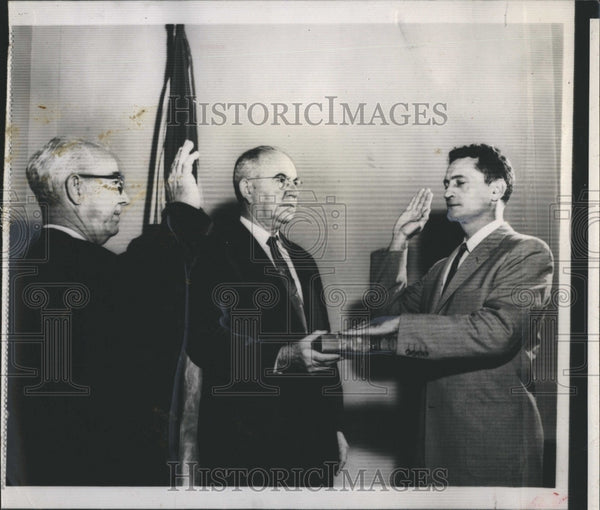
[416,212,464,274]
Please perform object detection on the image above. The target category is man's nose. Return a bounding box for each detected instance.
[444,187,453,200]
[121,189,131,205]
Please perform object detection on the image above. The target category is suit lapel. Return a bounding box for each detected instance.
[225,222,308,332]
[434,224,513,313]
[223,220,271,277]
[277,234,309,332]
[426,262,449,313]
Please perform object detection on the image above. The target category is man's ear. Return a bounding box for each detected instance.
[65,174,83,205]
[239,178,253,203]
[490,179,506,203]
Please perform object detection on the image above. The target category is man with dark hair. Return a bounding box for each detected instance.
[185,145,347,487]
[347,144,553,486]
[447,143,515,202]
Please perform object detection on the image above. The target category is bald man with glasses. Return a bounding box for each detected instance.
[7,137,210,485]
[182,146,347,487]
[7,138,134,485]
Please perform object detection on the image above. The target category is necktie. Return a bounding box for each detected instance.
[442,242,468,295]
[267,235,307,332]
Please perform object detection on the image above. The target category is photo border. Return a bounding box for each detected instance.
[1,1,593,509]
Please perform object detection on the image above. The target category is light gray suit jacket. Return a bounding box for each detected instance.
[371,224,554,486]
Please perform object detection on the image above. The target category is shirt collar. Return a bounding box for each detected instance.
[44,224,87,242]
[239,216,277,246]
[464,219,506,253]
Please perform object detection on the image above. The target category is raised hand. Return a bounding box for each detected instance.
[389,188,433,250]
[166,140,203,209]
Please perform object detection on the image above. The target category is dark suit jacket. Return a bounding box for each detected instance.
[7,228,123,485]
[187,217,343,485]
[7,204,212,486]
[371,224,553,486]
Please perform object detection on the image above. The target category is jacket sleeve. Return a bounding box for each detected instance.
[310,263,345,433]
[370,247,426,315]
[115,204,212,460]
[394,238,554,360]
[160,202,212,264]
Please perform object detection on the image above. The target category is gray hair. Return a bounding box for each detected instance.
[26,137,114,206]
[232,145,286,202]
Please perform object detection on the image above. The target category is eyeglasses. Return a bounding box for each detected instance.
[76,173,126,195]
[246,174,303,190]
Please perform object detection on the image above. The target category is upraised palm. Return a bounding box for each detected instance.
[392,188,433,244]
[166,140,203,209]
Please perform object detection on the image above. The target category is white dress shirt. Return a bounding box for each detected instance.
[239,216,304,302]
[43,224,87,241]
[440,219,506,290]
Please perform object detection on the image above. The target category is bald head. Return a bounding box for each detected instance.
[233,146,299,233]
[233,146,288,202]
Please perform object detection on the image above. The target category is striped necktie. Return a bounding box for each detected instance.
[442,242,468,294]
[267,235,307,332]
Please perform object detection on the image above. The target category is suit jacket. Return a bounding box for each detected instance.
[186,217,343,486]
[371,224,553,486]
[7,204,212,486]
[7,229,123,485]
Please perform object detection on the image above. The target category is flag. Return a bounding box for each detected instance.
[144,24,199,468]
[145,24,199,226]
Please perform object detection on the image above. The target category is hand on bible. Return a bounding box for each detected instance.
[389,188,433,250]
[348,316,400,336]
[166,139,203,209]
[321,333,370,356]
[339,316,401,354]
[277,330,341,373]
